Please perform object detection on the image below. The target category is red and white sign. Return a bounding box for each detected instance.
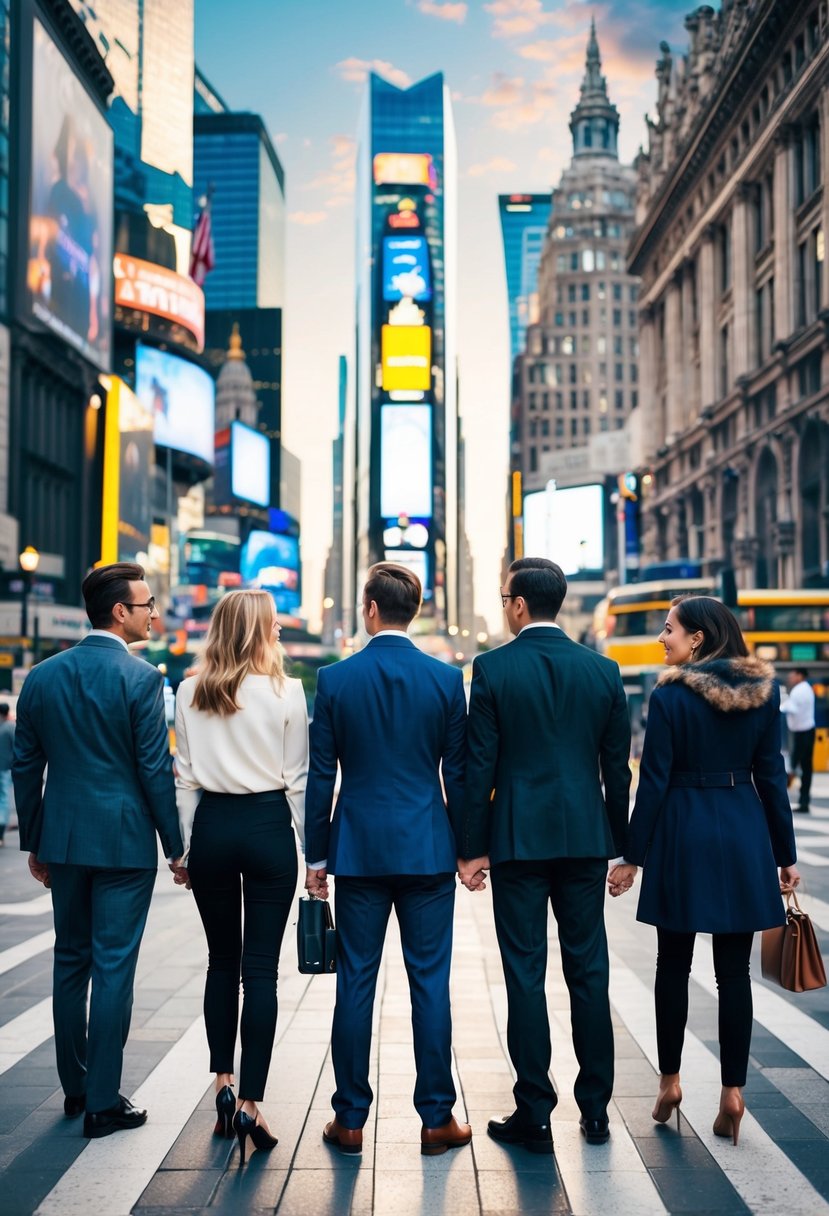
[113,254,205,350]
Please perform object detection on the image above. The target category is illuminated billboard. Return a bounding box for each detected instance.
[523,483,605,574]
[373,153,434,187]
[380,405,432,519]
[101,377,154,563]
[134,344,215,465]
[383,237,432,302]
[384,550,428,593]
[231,421,270,508]
[241,531,300,614]
[27,18,114,370]
[114,254,205,349]
[381,325,431,392]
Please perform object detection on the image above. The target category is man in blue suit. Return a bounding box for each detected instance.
[305,562,470,1157]
[13,563,183,1138]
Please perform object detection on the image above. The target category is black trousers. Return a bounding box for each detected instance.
[655,927,753,1087]
[188,792,298,1101]
[791,728,815,808]
[491,857,613,1122]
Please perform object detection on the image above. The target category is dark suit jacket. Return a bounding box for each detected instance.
[13,635,182,867]
[462,626,631,863]
[304,634,467,875]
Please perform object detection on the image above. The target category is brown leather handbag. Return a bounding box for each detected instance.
[761,889,827,992]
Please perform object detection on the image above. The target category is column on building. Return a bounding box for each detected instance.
[773,126,794,343]
[680,259,697,426]
[698,230,717,408]
[823,86,829,310]
[664,275,684,439]
[732,184,752,378]
[639,305,659,458]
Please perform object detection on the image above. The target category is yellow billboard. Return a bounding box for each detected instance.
[373,153,433,187]
[101,377,154,563]
[381,325,431,391]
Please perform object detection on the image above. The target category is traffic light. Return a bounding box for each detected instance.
[618,472,639,502]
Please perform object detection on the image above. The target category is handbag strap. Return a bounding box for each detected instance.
[784,888,804,915]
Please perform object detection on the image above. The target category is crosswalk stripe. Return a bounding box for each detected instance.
[0,894,53,917]
[0,996,54,1076]
[0,928,53,977]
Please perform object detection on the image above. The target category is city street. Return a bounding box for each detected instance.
[1,784,828,1216]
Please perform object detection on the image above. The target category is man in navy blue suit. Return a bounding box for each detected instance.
[13,563,183,1138]
[305,562,470,1157]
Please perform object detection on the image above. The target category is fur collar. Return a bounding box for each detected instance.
[656,656,776,712]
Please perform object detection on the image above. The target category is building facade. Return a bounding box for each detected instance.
[630,0,829,589]
[498,193,552,365]
[352,71,458,634]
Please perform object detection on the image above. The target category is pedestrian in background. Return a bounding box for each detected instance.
[304,562,470,1158]
[173,590,308,1165]
[12,563,183,1138]
[459,557,631,1153]
[781,667,816,814]
[610,596,799,1148]
[0,701,15,846]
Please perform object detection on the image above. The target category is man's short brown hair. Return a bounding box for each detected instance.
[363,562,421,627]
[82,562,146,628]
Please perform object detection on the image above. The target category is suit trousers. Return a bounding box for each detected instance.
[187,792,297,1101]
[49,863,156,1112]
[791,728,815,808]
[331,873,456,1129]
[491,857,613,1123]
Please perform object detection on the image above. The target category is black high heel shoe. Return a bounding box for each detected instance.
[214,1085,235,1139]
[232,1109,278,1165]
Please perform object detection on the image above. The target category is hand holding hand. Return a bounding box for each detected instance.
[28,853,50,889]
[607,863,637,898]
[305,867,329,900]
[780,864,801,892]
[171,866,191,890]
[457,856,490,892]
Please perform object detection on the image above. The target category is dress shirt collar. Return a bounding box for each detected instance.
[518,621,562,635]
[371,629,412,639]
[87,629,129,650]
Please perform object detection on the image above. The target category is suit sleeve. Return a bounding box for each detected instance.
[282,679,309,850]
[132,668,183,860]
[173,687,201,865]
[304,668,337,865]
[11,675,47,854]
[752,686,797,867]
[462,658,498,859]
[625,688,673,866]
[441,671,468,850]
[599,670,632,856]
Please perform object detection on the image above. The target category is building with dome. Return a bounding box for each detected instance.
[215,324,259,430]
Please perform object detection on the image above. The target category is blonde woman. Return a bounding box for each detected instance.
[173,590,308,1164]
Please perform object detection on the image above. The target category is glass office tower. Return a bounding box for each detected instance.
[353,72,457,633]
[498,194,552,365]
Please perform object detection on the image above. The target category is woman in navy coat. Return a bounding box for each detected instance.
[609,597,799,1147]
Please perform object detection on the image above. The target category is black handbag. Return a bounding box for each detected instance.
[297,896,337,974]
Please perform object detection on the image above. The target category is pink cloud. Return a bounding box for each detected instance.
[303,135,356,206]
[418,0,468,22]
[336,57,411,89]
[479,73,525,107]
[484,0,554,38]
[467,155,519,176]
[288,211,327,226]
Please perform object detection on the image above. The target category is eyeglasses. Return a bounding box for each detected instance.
[123,597,156,614]
[500,593,517,608]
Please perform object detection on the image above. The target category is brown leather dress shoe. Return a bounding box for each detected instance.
[421,1114,472,1156]
[323,1118,363,1154]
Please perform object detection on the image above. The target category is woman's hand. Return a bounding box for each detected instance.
[608,863,637,898]
[780,864,801,892]
[305,867,329,900]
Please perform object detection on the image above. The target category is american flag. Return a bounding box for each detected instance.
[190,197,215,286]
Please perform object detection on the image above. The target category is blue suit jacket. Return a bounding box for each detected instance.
[304,635,467,875]
[13,635,182,868]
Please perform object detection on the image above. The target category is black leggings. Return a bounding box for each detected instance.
[188,792,298,1101]
[655,927,753,1087]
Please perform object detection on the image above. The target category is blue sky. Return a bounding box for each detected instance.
[195,0,694,630]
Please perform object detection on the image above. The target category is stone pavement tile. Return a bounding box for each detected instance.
[649,1167,750,1213]
[293,1128,372,1169]
[275,1165,368,1216]
[373,1141,474,1173]
[210,1163,289,1209]
[797,1103,829,1136]
[562,1168,669,1216]
[750,1106,825,1140]
[611,1103,689,1139]
[780,1141,829,1177]
[376,1071,418,1096]
[477,1168,569,1214]
[372,1166,480,1216]
[6,1131,84,1172]
[0,1085,57,1133]
[135,1167,223,1207]
[742,1089,792,1108]
[375,1114,423,1143]
[636,1134,724,1168]
[453,1044,506,1060]
[1,1166,76,1215]
[470,1130,564,1174]
[763,1067,829,1103]
[157,1117,237,1171]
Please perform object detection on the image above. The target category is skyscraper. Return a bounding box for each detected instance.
[352,71,458,634]
[498,194,552,366]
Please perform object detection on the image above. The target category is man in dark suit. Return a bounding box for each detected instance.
[459,557,631,1152]
[305,562,470,1157]
[13,563,183,1138]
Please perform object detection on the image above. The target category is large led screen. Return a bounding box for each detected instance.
[380,405,432,520]
[231,422,270,507]
[373,153,434,187]
[384,550,428,593]
[381,325,431,392]
[28,19,114,370]
[523,483,605,575]
[241,531,300,614]
[383,237,432,302]
[135,344,214,464]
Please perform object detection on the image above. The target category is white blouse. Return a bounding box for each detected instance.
[174,672,309,861]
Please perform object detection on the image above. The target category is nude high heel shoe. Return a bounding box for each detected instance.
[712,1089,745,1146]
[652,1074,682,1130]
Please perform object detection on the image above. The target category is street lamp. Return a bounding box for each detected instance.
[19,546,40,667]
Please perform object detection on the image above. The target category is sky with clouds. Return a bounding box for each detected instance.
[195,0,694,632]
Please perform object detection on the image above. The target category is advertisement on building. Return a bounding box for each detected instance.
[381,325,431,392]
[134,344,215,465]
[373,153,434,188]
[113,254,205,349]
[27,18,113,370]
[231,422,270,507]
[240,530,300,614]
[382,236,432,302]
[101,377,154,563]
[380,405,432,519]
[523,483,605,574]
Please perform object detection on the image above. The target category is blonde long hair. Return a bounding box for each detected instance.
[191,590,285,715]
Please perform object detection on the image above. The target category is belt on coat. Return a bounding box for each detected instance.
[670,770,752,788]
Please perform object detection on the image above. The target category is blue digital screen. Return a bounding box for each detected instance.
[135,344,215,464]
[382,236,432,302]
[240,530,300,614]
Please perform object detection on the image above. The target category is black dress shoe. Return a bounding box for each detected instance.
[64,1095,86,1119]
[579,1115,610,1144]
[487,1111,554,1154]
[83,1095,147,1139]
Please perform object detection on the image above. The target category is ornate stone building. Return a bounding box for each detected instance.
[516,22,639,492]
[630,0,829,588]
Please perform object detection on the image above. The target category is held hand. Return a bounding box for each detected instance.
[457,856,490,892]
[28,853,51,889]
[171,866,191,890]
[780,864,801,892]
[305,867,329,900]
[607,863,637,898]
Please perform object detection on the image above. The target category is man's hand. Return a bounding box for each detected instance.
[171,866,191,890]
[608,863,637,898]
[458,856,490,892]
[28,853,50,889]
[305,866,329,900]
